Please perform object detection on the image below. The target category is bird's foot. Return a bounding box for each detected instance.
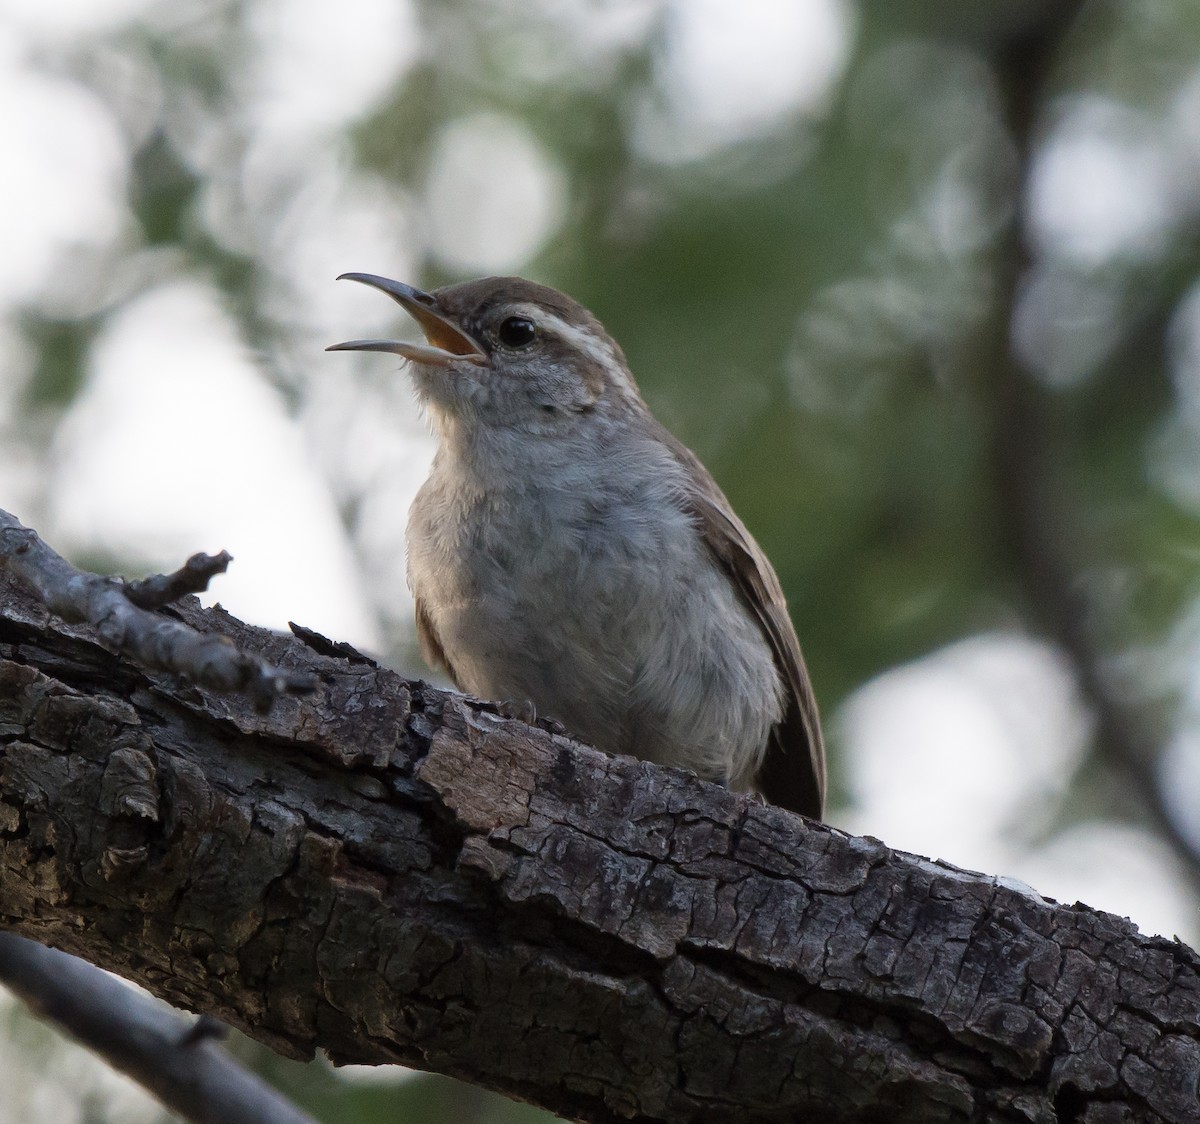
[538,714,568,736]
[497,697,537,724]
[497,698,567,736]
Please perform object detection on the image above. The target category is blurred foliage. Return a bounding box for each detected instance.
[5,0,1200,1120]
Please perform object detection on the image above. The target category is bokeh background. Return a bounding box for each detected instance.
[2,0,1200,1120]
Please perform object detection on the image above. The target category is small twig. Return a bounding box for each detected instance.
[123,551,233,610]
[0,934,318,1124]
[0,510,316,713]
[179,1013,230,1047]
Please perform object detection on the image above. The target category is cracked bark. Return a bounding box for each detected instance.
[1,567,1198,1124]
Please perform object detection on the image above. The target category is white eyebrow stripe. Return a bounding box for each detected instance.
[509,304,618,371]
[504,302,642,403]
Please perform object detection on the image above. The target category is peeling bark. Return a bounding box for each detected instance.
[1,568,1198,1123]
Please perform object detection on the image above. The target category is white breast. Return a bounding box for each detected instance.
[406,422,783,789]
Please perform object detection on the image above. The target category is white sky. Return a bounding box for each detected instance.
[48,281,383,647]
[635,0,854,162]
[1029,96,1176,266]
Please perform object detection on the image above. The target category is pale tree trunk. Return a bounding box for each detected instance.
[1,528,1198,1124]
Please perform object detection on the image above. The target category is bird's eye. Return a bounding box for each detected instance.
[497,316,537,349]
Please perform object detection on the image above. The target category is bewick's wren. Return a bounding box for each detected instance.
[329,273,825,819]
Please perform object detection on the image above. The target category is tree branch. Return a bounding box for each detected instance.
[122,550,234,611]
[0,518,1197,1123]
[0,510,315,713]
[979,5,1200,885]
[0,933,318,1124]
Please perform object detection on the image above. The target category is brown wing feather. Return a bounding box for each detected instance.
[415,595,463,688]
[657,424,826,820]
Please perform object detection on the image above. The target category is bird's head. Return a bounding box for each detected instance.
[328,273,642,434]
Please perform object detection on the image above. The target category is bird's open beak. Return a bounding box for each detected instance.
[326,273,488,367]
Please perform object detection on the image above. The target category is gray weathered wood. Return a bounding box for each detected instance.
[1,566,1198,1123]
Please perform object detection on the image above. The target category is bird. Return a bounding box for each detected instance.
[328,273,825,819]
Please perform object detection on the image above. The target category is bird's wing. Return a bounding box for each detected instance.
[657,423,826,819]
[414,594,463,688]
